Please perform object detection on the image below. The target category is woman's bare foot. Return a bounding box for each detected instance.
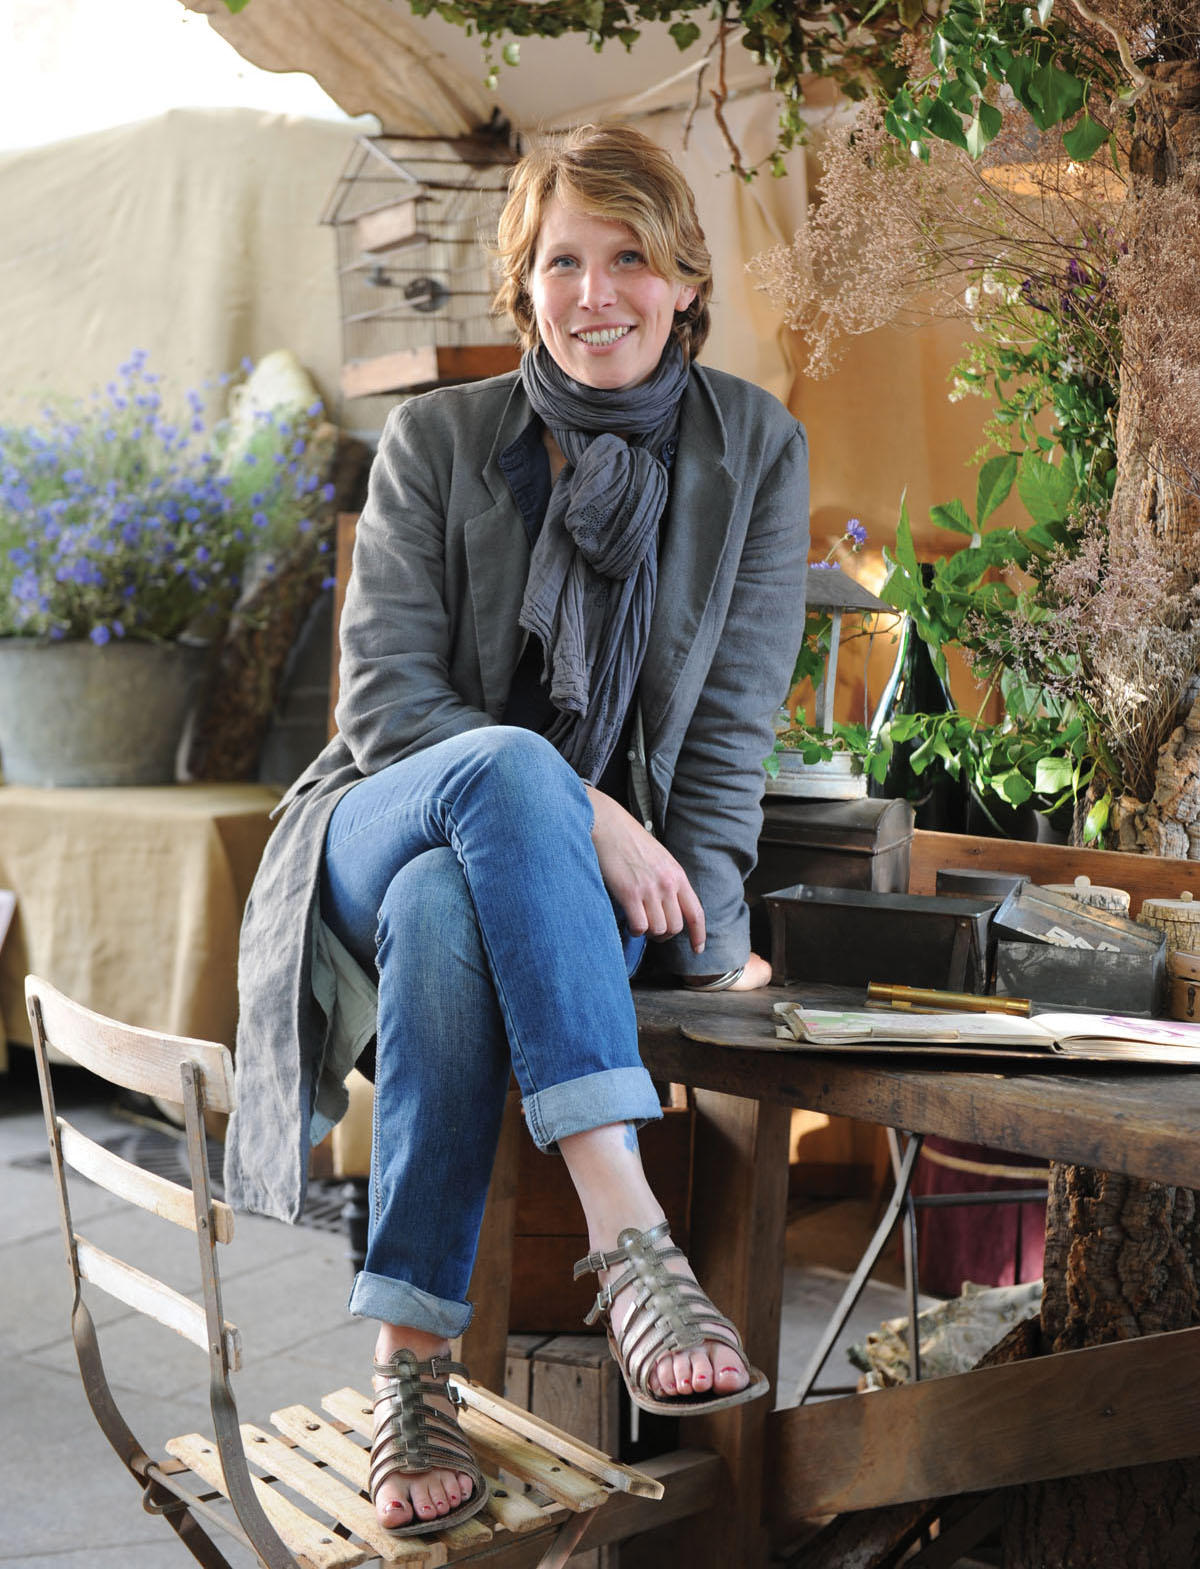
[371,1324,477,1531]
[560,1123,752,1402]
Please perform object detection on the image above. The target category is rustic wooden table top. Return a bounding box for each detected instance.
[634,984,1200,1190]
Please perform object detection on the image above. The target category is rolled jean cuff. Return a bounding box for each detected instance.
[523,1065,662,1151]
[348,1270,474,1340]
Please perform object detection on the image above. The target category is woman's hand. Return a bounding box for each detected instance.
[684,952,772,991]
[585,786,706,954]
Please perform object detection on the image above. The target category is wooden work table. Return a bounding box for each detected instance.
[631,984,1200,1566]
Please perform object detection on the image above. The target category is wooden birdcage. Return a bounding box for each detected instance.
[322,131,522,399]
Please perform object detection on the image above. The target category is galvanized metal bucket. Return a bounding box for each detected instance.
[0,638,209,787]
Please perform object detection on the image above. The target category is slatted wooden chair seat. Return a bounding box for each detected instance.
[26,974,662,1569]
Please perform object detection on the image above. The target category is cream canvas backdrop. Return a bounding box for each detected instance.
[0,2,1006,638]
[0,100,807,431]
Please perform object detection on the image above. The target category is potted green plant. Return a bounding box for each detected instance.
[0,350,334,787]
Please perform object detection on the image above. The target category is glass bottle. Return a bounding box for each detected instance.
[869,569,968,832]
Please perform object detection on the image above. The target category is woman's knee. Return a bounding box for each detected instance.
[462,728,590,831]
[377,847,483,968]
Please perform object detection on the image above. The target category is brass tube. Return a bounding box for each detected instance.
[866,982,1032,1017]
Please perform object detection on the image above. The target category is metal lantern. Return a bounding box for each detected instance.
[805,567,892,732]
[321,131,521,399]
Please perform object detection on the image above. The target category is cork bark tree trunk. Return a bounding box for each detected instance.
[1004,57,1200,1566]
[1106,58,1200,854]
[1001,1164,1200,1566]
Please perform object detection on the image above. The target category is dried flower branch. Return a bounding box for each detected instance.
[748,98,1126,379]
[968,508,1200,801]
[1114,166,1200,505]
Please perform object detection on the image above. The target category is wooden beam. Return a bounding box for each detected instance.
[430,1454,718,1567]
[578,1449,722,1549]
[908,829,1200,915]
[637,1088,790,1569]
[768,1322,1200,1524]
[458,1087,522,1392]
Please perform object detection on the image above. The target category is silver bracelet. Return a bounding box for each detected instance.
[690,964,747,992]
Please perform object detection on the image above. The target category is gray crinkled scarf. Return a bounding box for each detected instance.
[518,342,688,784]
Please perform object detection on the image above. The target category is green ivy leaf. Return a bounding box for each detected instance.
[1017,58,1086,130]
[221,0,251,10]
[887,492,921,577]
[992,767,1034,806]
[1017,455,1076,525]
[1062,113,1110,161]
[669,19,702,48]
[977,452,1018,523]
[942,75,976,114]
[1034,755,1074,793]
[1083,790,1111,844]
[925,95,969,151]
[930,497,974,535]
[965,112,991,159]
[502,40,521,65]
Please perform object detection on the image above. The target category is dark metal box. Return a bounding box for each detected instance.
[749,796,915,899]
[763,883,994,992]
[936,867,1029,903]
[992,882,1167,1015]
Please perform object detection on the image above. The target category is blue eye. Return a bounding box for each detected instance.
[547,255,577,270]
[618,250,645,266]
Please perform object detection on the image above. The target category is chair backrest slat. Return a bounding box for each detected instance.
[74,1236,242,1371]
[58,1118,235,1244]
[26,976,235,1113]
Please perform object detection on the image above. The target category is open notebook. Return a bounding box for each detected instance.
[773,1003,1200,1065]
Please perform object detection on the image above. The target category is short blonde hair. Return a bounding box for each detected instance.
[493,124,712,361]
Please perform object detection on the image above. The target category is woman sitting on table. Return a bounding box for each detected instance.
[224,123,809,1538]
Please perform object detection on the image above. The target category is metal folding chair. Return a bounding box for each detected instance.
[26,973,662,1568]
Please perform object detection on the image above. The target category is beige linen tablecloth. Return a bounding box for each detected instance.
[0,783,280,1067]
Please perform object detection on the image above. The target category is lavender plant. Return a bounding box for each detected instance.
[0,351,334,646]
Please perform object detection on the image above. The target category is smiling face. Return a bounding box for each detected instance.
[529,196,698,391]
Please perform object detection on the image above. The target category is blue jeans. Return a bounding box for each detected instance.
[319,726,661,1339]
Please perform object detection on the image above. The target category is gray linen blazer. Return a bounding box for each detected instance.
[225,364,808,1221]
